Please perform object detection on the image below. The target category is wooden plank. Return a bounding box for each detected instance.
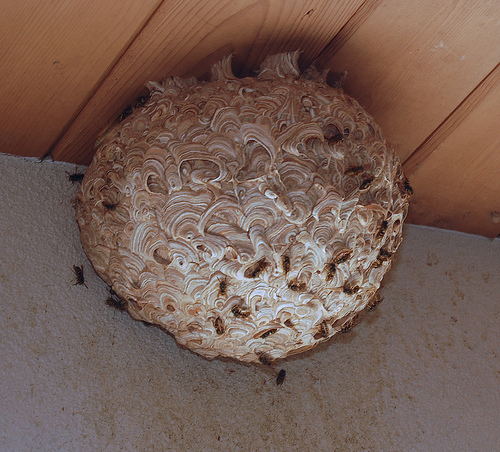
[315,0,385,70]
[404,65,500,238]
[50,0,365,165]
[404,62,500,175]
[0,0,161,158]
[315,0,500,162]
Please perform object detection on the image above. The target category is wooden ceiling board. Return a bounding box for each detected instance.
[315,0,500,163]
[405,64,500,238]
[50,0,365,165]
[0,0,162,158]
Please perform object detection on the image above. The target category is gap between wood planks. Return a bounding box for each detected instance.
[40,0,165,162]
[403,62,500,176]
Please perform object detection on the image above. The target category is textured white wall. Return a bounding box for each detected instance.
[0,152,499,452]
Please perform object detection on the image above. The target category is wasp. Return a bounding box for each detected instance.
[67,170,84,183]
[276,369,286,386]
[119,105,133,121]
[377,220,388,238]
[366,293,383,311]
[379,249,392,259]
[360,176,374,190]
[213,317,225,335]
[257,351,274,366]
[134,95,150,108]
[72,265,87,287]
[324,124,343,143]
[398,177,413,197]
[106,289,127,311]
[341,317,355,333]
[373,249,392,268]
[244,258,269,279]
[260,328,277,339]
[325,262,336,281]
[333,249,352,265]
[320,320,329,338]
[288,280,306,292]
[344,166,363,176]
[219,279,228,296]
[231,305,251,318]
[403,178,413,196]
[282,255,291,274]
[343,281,359,295]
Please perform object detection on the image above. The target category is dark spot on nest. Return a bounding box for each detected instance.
[380,249,392,259]
[153,249,171,266]
[360,176,374,190]
[344,166,363,176]
[103,202,117,210]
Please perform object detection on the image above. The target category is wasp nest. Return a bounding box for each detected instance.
[76,51,410,364]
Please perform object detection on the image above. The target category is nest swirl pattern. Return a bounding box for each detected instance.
[76,52,410,364]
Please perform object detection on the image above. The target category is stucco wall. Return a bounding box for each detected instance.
[1,153,498,451]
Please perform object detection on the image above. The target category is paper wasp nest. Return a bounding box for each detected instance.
[76,52,410,364]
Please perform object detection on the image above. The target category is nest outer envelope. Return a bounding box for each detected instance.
[76,51,410,364]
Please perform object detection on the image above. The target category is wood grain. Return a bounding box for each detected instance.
[404,62,500,175]
[0,0,162,158]
[405,65,500,238]
[315,0,385,70]
[315,0,500,162]
[50,0,364,164]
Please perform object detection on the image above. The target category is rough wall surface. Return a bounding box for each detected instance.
[0,152,499,451]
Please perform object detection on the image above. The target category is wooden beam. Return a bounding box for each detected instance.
[404,64,500,238]
[404,62,500,175]
[50,0,365,165]
[0,0,162,158]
